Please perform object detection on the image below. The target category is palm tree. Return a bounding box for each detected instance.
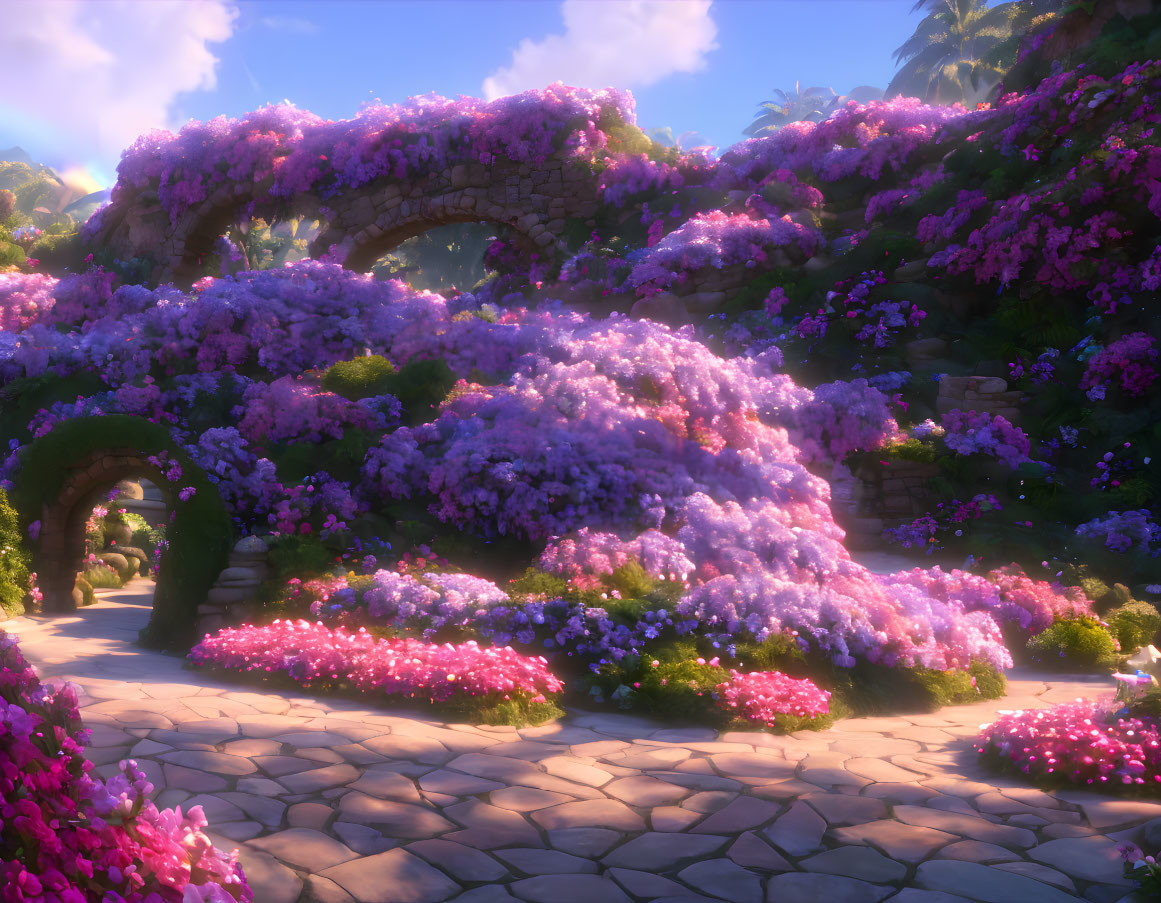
[745,84,884,137]
[887,0,1030,105]
[744,82,838,137]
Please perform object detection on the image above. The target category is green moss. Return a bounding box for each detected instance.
[507,568,569,601]
[882,438,939,464]
[0,488,30,617]
[1027,617,1119,671]
[11,415,231,648]
[1106,599,1161,653]
[321,355,397,401]
[75,576,94,606]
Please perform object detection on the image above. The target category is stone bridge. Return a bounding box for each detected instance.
[85,140,604,288]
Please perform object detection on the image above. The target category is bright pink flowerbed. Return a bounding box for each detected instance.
[189,619,564,705]
[0,630,251,901]
[976,700,1161,789]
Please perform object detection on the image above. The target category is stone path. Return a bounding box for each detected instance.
[8,580,1157,903]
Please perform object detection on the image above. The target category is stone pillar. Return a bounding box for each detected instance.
[194,535,270,637]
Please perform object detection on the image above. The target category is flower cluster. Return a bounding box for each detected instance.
[941,410,1034,468]
[977,700,1161,787]
[1080,333,1158,399]
[1076,510,1161,557]
[715,669,831,727]
[626,211,819,297]
[537,527,694,590]
[886,493,1002,553]
[0,629,251,901]
[189,619,563,704]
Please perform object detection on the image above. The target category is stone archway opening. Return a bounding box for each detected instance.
[367,221,498,294]
[74,477,172,606]
[36,451,176,614]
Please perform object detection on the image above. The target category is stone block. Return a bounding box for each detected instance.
[207,586,255,606]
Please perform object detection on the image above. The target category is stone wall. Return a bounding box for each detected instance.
[936,375,1025,423]
[85,154,604,288]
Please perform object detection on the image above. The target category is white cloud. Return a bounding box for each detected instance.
[0,0,237,176]
[482,0,718,101]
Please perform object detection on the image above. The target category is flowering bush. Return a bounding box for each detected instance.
[188,620,563,723]
[626,211,819,297]
[886,494,1002,553]
[1,629,251,900]
[977,700,1161,788]
[1076,510,1161,557]
[1080,333,1159,399]
[941,410,1034,468]
[715,669,831,730]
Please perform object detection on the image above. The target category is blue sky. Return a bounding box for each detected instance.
[0,0,926,190]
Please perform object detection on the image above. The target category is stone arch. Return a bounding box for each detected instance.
[12,415,233,648]
[87,154,601,288]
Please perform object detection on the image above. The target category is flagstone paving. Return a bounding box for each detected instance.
[8,580,1157,903]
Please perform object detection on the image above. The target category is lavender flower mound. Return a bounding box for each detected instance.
[0,255,1028,672]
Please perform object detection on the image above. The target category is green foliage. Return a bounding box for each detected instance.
[1027,617,1119,671]
[439,693,564,728]
[28,232,83,274]
[321,354,456,424]
[389,358,458,425]
[321,355,397,401]
[882,437,940,464]
[0,488,30,617]
[0,240,25,268]
[507,568,569,601]
[10,415,231,649]
[75,576,94,607]
[823,659,1005,717]
[265,535,334,584]
[1106,599,1161,653]
[590,640,730,722]
[1128,686,1161,719]
[0,190,14,221]
[83,563,122,589]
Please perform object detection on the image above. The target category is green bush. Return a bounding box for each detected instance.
[83,563,122,589]
[1027,617,1119,671]
[1106,599,1161,653]
[75,576,94,606]
[0,488,30,617]
[388,358,458,425]
[321,355,397,400]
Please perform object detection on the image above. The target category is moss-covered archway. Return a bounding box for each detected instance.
[11,415,233,649]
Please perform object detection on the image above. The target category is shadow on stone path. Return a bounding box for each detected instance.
[6,579,1154,903]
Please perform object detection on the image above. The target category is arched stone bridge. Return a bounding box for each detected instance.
[85,135,604,288]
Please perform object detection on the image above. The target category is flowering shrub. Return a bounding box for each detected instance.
[1076,510,1161,557]
[884,565,1091,637]
[1026,617,1119,671]
[941,410,1034,468]
[626,211,818,297]
[977,700,1161,788]
[189,620,563,722]
[1080,333,1159,399]
[1,629,251,900]
[538,528,694,591]
[886,494,1002,553]
[715,669,831,730]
